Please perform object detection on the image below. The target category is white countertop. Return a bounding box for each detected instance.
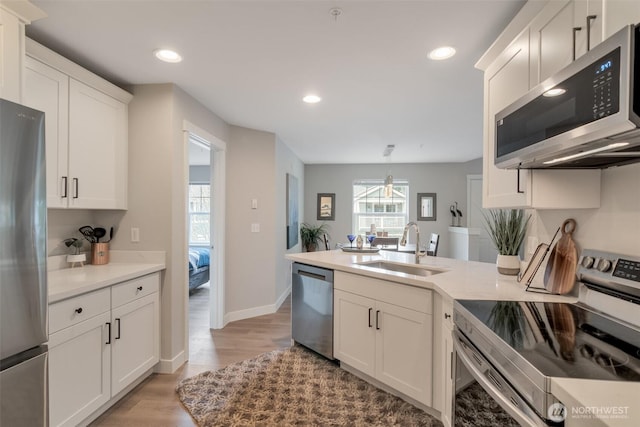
[286,249,576,303]
[551,378,640,427]
[48,251,165,303]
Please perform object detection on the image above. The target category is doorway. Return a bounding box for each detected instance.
[183,121,226,361]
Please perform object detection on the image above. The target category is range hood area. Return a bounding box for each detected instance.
[495,24,640,170]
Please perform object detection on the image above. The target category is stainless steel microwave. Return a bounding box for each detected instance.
[495,24,640,169]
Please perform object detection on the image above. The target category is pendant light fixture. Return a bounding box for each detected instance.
[383,145,395,198]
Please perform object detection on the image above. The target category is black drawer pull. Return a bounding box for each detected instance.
[368,308,373,328]
[75,307,83,314]
[376,310,380,330]
[137,286,143,291]
[116,318,121,339]
[444,313,451,319]
[106,322,111,345]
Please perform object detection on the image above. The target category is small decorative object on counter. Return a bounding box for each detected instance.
[455,201,463,227]
[449,205,457,227]
[356,235,364,249]
[483,209,531,276]
[91,242,109,265]
[64,238,85,268]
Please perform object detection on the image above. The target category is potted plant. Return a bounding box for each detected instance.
[300,223,329,252]
[483,209,530,275]
[64,238,86,267]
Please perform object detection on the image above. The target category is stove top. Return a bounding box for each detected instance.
[456,299,640,382]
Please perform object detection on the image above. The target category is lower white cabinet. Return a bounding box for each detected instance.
[334,272,433,406]
[48,273,160,427]
[435,295,454,427]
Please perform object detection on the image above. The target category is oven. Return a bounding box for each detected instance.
[452,249,640,426]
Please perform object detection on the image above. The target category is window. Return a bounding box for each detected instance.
[189,184,210,245]
[352,180,409,237]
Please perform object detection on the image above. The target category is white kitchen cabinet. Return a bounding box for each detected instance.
[110,287,160,396]
[334,272,432,406]
[0,7,24,103]
[24,38,132,210]
[433,294,454,427]
[23,57,69,208]
[68,79,128,209]
[48,273,160,427]
[48,288,111,427]
[480,5,601,209]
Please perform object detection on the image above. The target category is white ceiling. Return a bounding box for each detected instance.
[27,0,525,164]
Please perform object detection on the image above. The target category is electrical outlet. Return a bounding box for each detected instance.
[251,223,260,233]
[131,227,140,243]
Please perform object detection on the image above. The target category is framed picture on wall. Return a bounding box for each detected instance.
[417,193,436,221]
[317,193,335,221]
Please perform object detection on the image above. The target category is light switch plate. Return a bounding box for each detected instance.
[131,227,140,242]
[251,223,260,233]
[251,199,258,209]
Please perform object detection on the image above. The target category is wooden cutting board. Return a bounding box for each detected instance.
[544,219,578,295]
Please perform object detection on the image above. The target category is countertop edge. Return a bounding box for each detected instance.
[48,263,166,303]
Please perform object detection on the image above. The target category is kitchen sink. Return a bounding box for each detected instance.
[356,261,444,277]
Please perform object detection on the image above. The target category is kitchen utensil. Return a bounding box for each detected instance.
[519,227,560,287]
[543,219,578,294]
[79,225,96,243]
[93,227,106,243]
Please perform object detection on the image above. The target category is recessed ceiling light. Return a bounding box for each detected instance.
[428,46,456,60]
[154,49,182,63]
[303,95,322,104]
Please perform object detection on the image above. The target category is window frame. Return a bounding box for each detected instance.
[188,183,211,246]
[352,179,409,238]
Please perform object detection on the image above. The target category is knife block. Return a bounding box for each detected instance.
[91,243,109,265]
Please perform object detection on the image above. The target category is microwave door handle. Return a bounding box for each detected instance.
[453,335,547,427]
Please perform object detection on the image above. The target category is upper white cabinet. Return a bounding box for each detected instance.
[478,1,603,209]
[23,38,132,209]
[0,2,45,102]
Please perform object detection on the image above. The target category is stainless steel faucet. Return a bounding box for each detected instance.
[400,222,427,264]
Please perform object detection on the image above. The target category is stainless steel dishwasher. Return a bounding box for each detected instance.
[292,263,334,360]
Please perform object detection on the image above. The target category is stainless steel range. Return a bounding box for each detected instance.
[453,249,640,426]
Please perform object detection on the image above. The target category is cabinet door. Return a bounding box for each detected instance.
[48,312,111,427]
[603,0,640,39]
[483,30,531,208]
[23,57,70,208]
[375,301,432,406]
[111,292,159,396]
[68,79,127,209]
[440,298,454,427]
[530,0,575,83]
[0,7,23,103]
[333,289,376,377]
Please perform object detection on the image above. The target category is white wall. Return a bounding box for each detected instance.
[303,159,482,257]
[276,136,304,299]
[529,162,640,257]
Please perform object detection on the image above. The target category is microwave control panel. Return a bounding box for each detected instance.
[592,49,620,120]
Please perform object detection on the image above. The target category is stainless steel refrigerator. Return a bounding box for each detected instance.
[0,98,48,426]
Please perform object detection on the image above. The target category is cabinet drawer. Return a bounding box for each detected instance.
[111,273,159,308]
[49,288,110,334]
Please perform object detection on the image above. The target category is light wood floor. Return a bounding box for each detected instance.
[91,283,292,426]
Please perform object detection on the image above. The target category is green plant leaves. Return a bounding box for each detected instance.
[483,209,531,255]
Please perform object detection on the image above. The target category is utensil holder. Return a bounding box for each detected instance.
[91,243,109,265]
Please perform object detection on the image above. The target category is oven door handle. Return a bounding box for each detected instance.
[453,332,548,427]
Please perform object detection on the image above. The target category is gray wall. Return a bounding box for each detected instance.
[303,159,482,257]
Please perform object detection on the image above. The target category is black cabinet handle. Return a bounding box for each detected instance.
[375,310,380,330]
[586,15,597,51]
[106,322,111,345]
[516,168,524,194]
[572,26,582,60]
[75,307,83,314]
[137,286,143,292]
[72,178,79,199]
[368,308,373,328]
[444,313,451,319]
[115,318,121,339]
[61,176,68,198]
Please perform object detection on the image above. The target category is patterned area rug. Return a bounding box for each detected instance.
[176,345,442,426]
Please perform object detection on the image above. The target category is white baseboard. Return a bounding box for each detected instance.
[157,350,186,374]
[224,287,291,324]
